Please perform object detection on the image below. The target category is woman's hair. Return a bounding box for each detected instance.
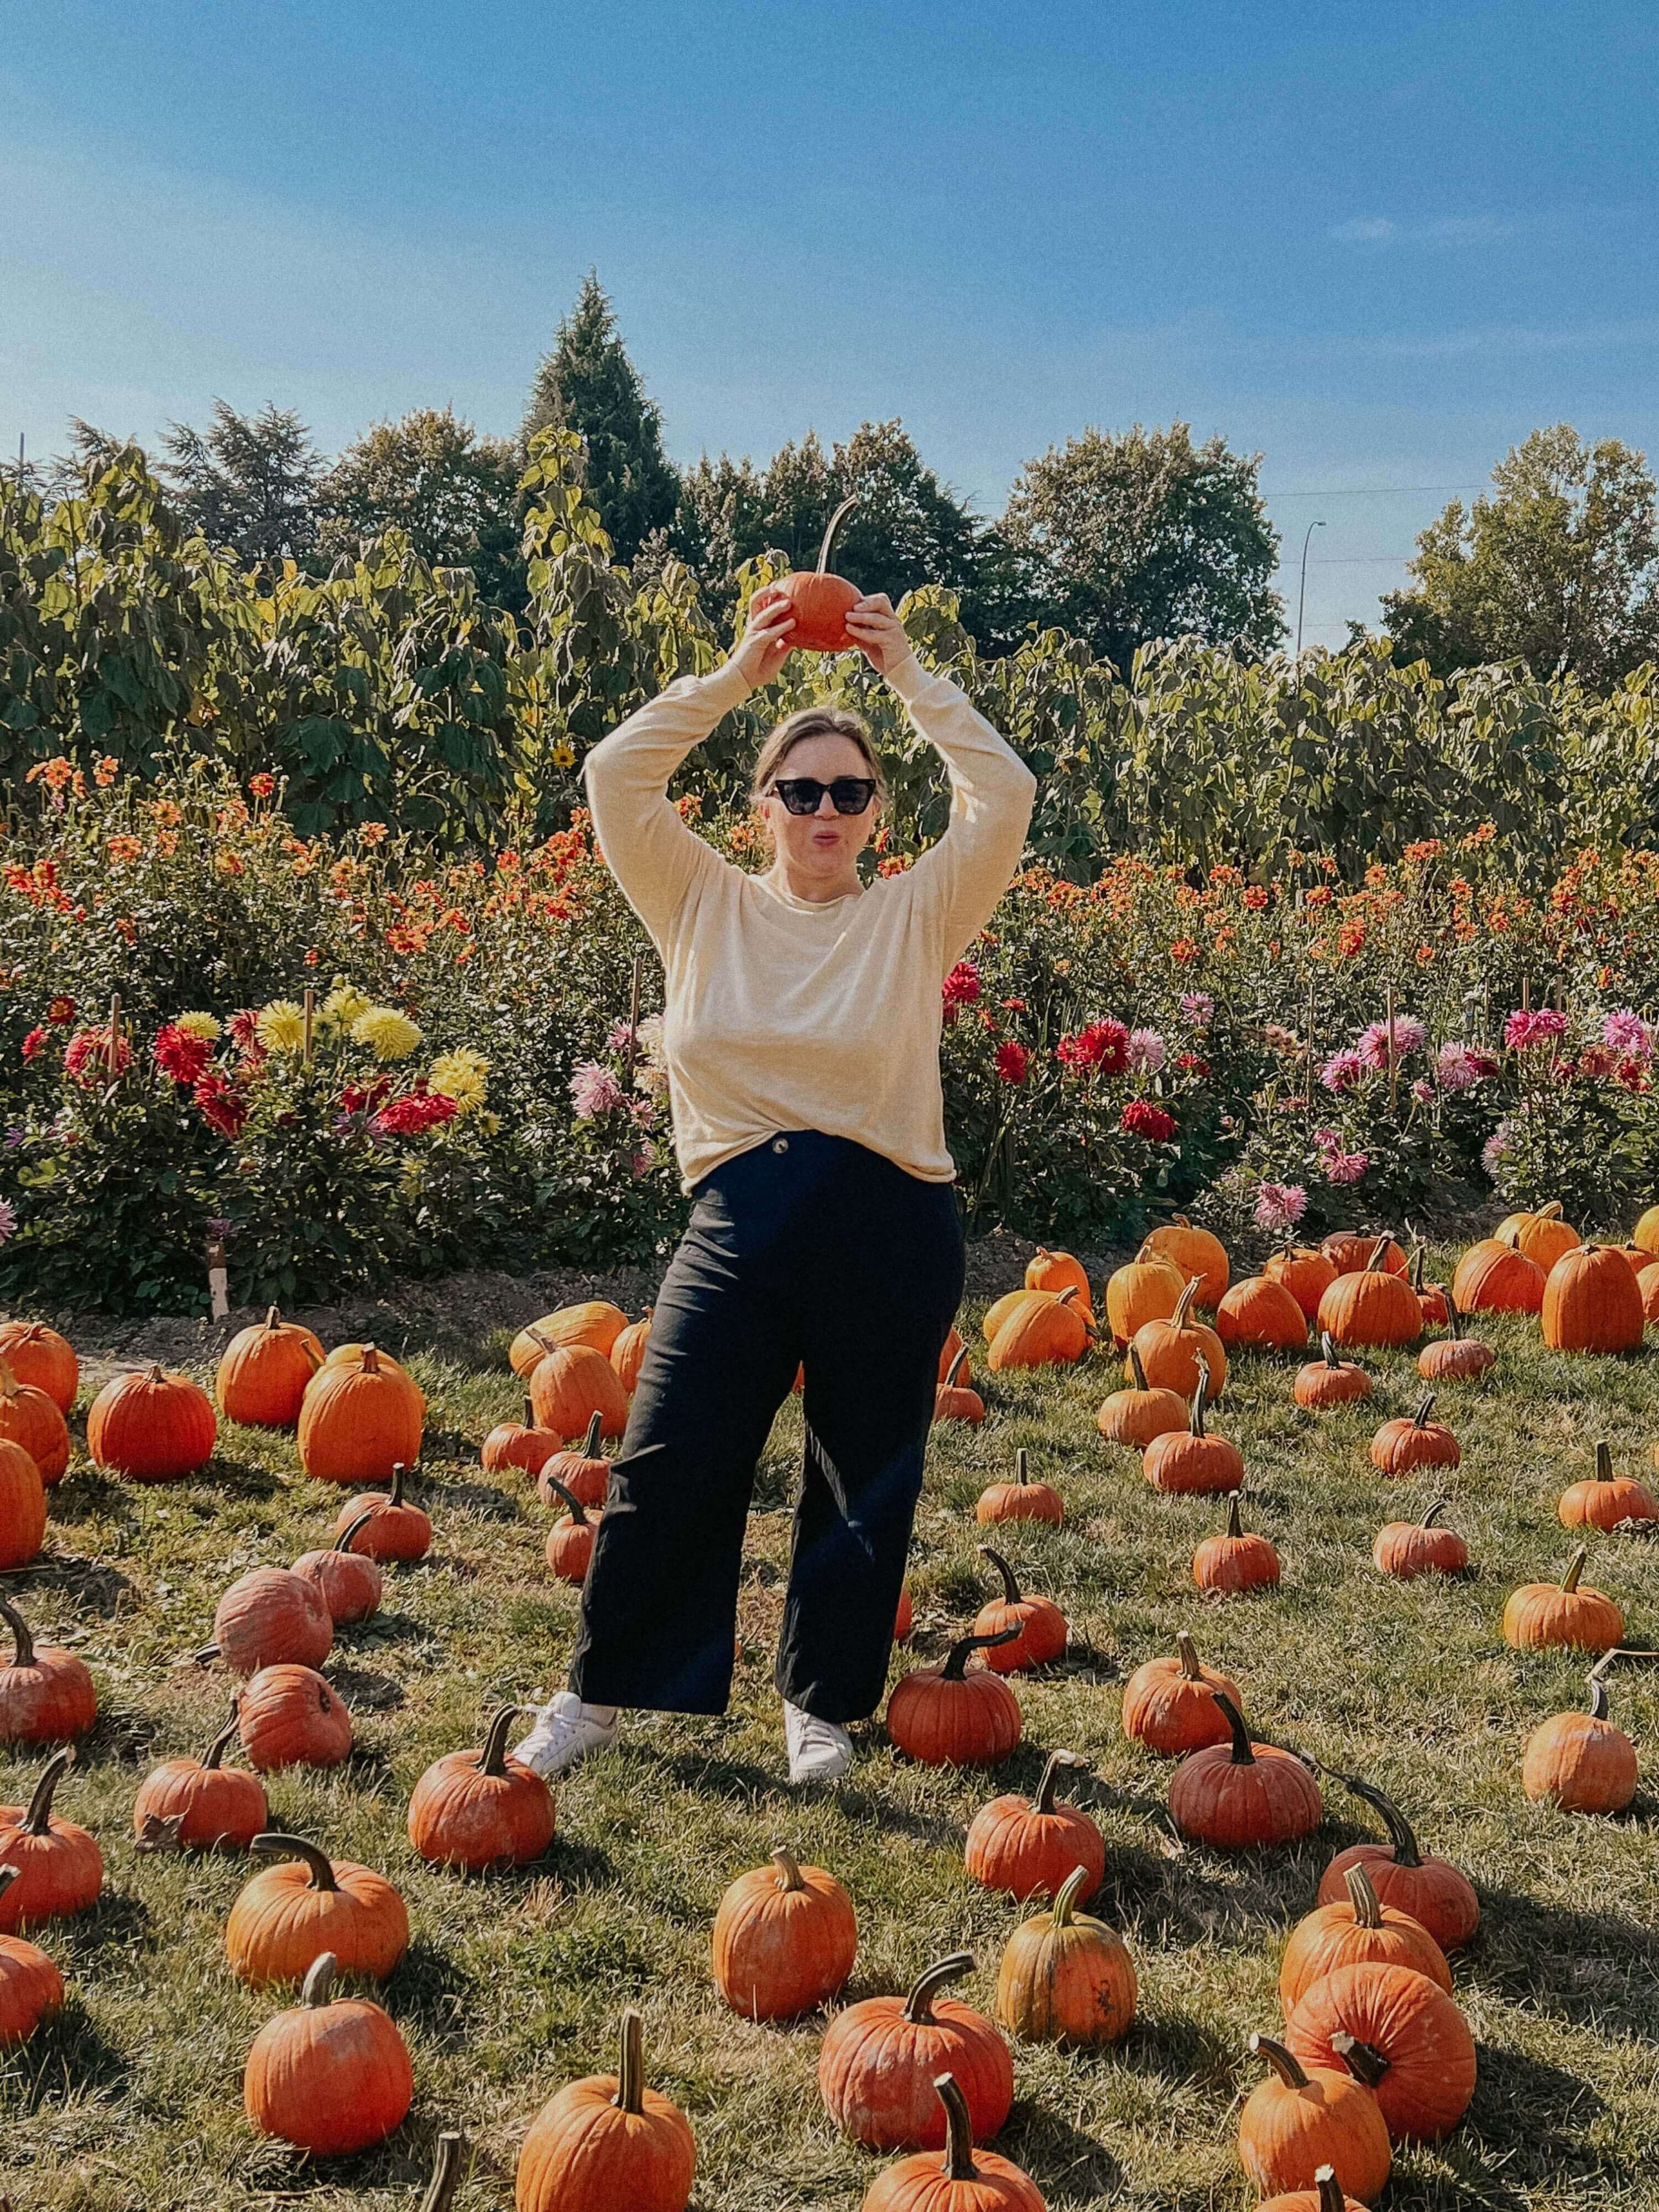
[748,706,889,811]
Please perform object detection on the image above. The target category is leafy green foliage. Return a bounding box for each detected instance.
[318,406,526,612]
[159,400,325,570]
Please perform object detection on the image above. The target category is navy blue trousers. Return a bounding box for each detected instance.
[567,1130,967,1721]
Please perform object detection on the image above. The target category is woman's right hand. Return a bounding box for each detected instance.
[729,592,797,688]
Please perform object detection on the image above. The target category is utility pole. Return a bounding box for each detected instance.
[1295,519,1326,656]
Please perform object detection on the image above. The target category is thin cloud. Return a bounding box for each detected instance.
[1329,212,1513,248]
[1330,216,1397,244]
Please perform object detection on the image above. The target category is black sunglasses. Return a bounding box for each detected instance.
[769,776,878,817]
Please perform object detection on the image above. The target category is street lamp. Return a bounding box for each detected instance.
[1295,519,1326,657]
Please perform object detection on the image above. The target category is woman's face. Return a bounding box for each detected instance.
[758,734,880,880]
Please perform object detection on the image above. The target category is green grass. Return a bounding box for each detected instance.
[4,1255,1659,2210]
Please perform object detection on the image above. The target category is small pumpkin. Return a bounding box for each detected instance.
[1168,1693,1323,1847]
[975,1448,1064,1527]
[1120,1631,1240,1755]
[1410,1244,1451,1327]
[1317,1239,1422,1350]
[481,1413,565,1480]
[992,1863,1135,2047]
[0,1749,103,1930]
[528,1339,631,1442]
[886,1629,1023,1767]
[1193,1490,1280,1594]
[515,2006,696,2211]
[215,1306,325,1427]
[206,1564,334,1676]
[964,1749,1104,1903]
[132,1702,269,1853]
[981,1287,1046,1344]
[1095,1344,1187,1448]
[1521,1672,1637,1813]
[1141,1213,1230,1306]
[333,1461,432,1561]
[1558,1439,1658,1531]
[1216,1275,1309,1353]
[610,1306,654,1392]
[860,2070,1046,2211]
[292,1510,384,1625]
[1635,1259,1659,1326]
[711,1845,857,2021]
[0,1594,96,1744]
[818,1951,1014,2150]
[987,1285,1094,1371]
[753,494,863,653]
[1417,1300,1496,1383]
[1318,1775,1479,1950]
[1236,2033,1391,2203]
[1144,1358,1244,1495]
[1370,1392,1460,1477]
[1265,1245,1338,1323]
[0,1865,64,2046]
[971,1548,1067,1673]
[0,1360,70,1485]
[1128,1279,1228,1402]
[1373,1498,1468,1580]
[935,1345,987,1426]
[1284,1960,1477,2142]
[1293,1334,1372,1410]
[509,1300,630,1376]
[226,1829,409,1984]
[543,1474,599,1585]
[535,1411,612,1510]
[298,1344,424,1483]
[1502,1548,1624,1652]
[1025,1246,1093,1311]
[1104,1243,1183,1348]
[407,1705,557,1871]
[243,1950,413,2157]
[0,1437,47,1571]
[87,1362,216,1480]
[895,1584,914,1641]
[236,1663,353,1772]
[1321,1230,1406,1277]
[1497,1198,1580,1272]
[0,1323,77,1415]
[1279,1863,1452,2013]
[938,1328,972,1386]
[1451,1237,1545,1315]
[1633,1203,1659,1256]
[1541,1243,1646,1354]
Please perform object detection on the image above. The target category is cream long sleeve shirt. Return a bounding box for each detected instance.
[581,648,1039,1195]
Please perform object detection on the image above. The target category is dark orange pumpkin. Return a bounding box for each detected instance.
[886,1629,1023,1766]
[1144,1358,1244,1494]
[987,1285,1094,1371]
[1216,1275,1309,1352]
[1542,1243,1646,1353]
[1120,1631,1240,1755]
[87,1363,216,1480]
[935,1344,987,1426]
[408,1706,557,1871]
[236,1664,353,1772]
[529,1339,631,1442]
[297,1343,424,1482]
[1410,1244,1451,1328]
[515,2007,696,2210]
[0,1595,96,1744]
[226,1830,408,1983]
[291,1510,384,1624]
[207,1564,334,1677]
[542,1474,599,1584]
[818,1952,1013,2150]
[0,1360,71,1485]
[1279,1863,1452,2013]
[1193,1491,1280,1594]
[971,1548,1067,1672]
[1318,1775,1479,1950]
[333,1461,432,1561]
[1521,1672,1637,1813]
[132,1703,269,1853]
[711,1845,857,2021]
[1293,1334,1372,1410]
[1321,1231,1406,1277]
[975,1448,1064,1527]
[1128,1279,1228,1401]
[1558,1440,1658,1531]
[0,1865,64,2046]
[963,1749,1104,1903]
[1502,1548,1623,1652]
[753,495,863,653]
[215,1307,325,1427]
[0,1438,46,1571]
[536,1411,612,1510]
[1451,1237,1545,1314]
[243,1950,413,2156]
[1370,1393,1459,1477]
[1264,1245,1338,1323]
[1373,1498,1468,1579]
[1096,1344,1188,1447]
[1284,1960,1477,2142]
[482,1413,565,1480]
[1237,2033,1391,2203]
[0,1749,103,1930]
[1170,1693,1322,1847]
[1317,1240,1422,1350]
[991,1865,1136,2048]
[0,1323,77,1415]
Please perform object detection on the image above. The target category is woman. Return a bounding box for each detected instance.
[514,589,1038,1784]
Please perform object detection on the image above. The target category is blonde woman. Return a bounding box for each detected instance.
[514,591,1037,1783]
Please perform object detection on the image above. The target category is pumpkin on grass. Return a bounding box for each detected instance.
[895,1584,914,1641]
[0,1437,46,1570]
[1285,1960,1477,2142]
[972,1549,1067,1672]
[1141,1214,1230,1306]
[964,1749,1104,1903]
[1321,1231,1406,1277]
[861,2070,1047,2211]
[1216,1275,1309,1352]
[1319,1775,1479,1950]
[711,1846,857,2021]
[1104,1243,1182,1347]
[528,1340,631,1442]
[322,1340,425,1407]
[536,1411,612,1509]
[1370,1394,1459,1477]
[244,1950,413,2157]
[1096,1345,1187,1448]
[993,1864,1135,2048]
[1237,2033,1391,2203]
[1259,2169,1374,2212]
[1410,1246,1450,1328]
[215,1307,324,1427]
[298,1344,424,1482]
[133,1703,269,1852]
[611,1306,654,1391]
[1293,1336,1371,1410]
[1120,1631,1240,1755]
[1025,1247,1093,1311]
[509,1301,630,1376]
[1637,1259,1659,1327]
[1541,1243,1646,1353]
[226,1830,409,1983]
[236,1664,353,1772]
[1451,1237,1545,1315]
[1279,1864,1452,2013]
[205,1564,333,1676]
[0,1594,96,1744]
[935,1345,986,1425]
[543,1475,600,1584]
[0,1865,64,2046]
[482,1413,565,1480]
[975,1448,1064,1527]
[1558,1440,1658,1530]
[1417,1301,1496,1382]
[987,1286,1093,1371]
[408,1706,556,1871]
[1193,1491,1280,1594]
[1265,1245,1338,1323]
[1128,1279,1227,1402]
[1144,1359,1243,1495]
[87,1363,216,1480]
[0,1323,77,1416]
[1497,1198,1579,1272]
[1502,1548,1623,1652]
[1521,1672,1637,1813]
[333,1462,432,1561]
[515,2006,695,2211]
[0,1360,70,1486]
[293,1511,384,1624]
[0,1749,103,1930]
[1169,1693,1322,1847]
[1317,1240,1422,1350]
[820,1951,1013,2150]
[1373,1499,1468,1579]
[886,1629,1022,1767]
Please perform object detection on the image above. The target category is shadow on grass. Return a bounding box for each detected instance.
[0,1995,132,2109]
[8,1552,137,1617]
[1467,2035,1607,2143]
[1004,2100,1124,2197]
[637,1741,966,1854]
[1466,1885,1659,2046]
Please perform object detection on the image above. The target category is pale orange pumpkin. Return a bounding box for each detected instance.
[1095,1344,1188,1448]
[508,1301,629,1376]
[987,1286,1094,1371]
[1140,1214,1230,1306]
[1497,1199,1580,1273]
[1502,1550,1624,1652]
[1521,1672,1638,1813]
[1127,1279,1227,1402]
[1104,1243,1183,1348]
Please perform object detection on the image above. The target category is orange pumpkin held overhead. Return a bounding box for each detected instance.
[1265,1245,1338,1323]
[992,1865,1136,2049]
[976,1447,1064,1527]
[1451,1237,1545,1314]
[1373,1498,1468,1580]
[1558,1440,1658,1530]
[1128,1278,1227,1401]
[1521,1671,1638,1813]
[1319,1775,1479,1950]
[1541,1243,1646,1353]
[1120,1631,1240,1756]
[1497,1198,1579,1272]
[964,1749,1104,1905]
[1215,1275,1309,1353]
[1370,1394,1460,1477]
[1168,1692,1323,1848]
[1503,1548,1623,1652]
[0,1362,69,1486]
[754,494,863,654]
[0,1324,77,1416]
[1104,1243,1182,1348]
[1144,1358,1244,1495]
[1235,2032,1392,2204]
[1317,1239,1422,1350]
[515,2007,696,2212]
[711,1846,857,2022]
[243,1952,413,2158]
[215,1307,325,1427]
[1192,1491,1280,1594]
[818,1950,1014,2151]
[296,1344,422,1483]
[1141,1214,1230,1306]
[1293,1334,1371,1410]
[1096,1344,1188,1448]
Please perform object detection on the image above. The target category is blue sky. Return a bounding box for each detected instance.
[5,0,1656,645]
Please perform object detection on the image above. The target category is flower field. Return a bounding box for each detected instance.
[0,1224,1657,2208]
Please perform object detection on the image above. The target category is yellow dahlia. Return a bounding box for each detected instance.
[426,1046,489,1114]
[256,999,309,1053]
[174,1011,222,1042]
[321,979,372,1028]
[352,1006,422,1061]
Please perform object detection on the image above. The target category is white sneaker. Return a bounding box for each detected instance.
[784,1699,853,1785]
[512,1691,618,1778]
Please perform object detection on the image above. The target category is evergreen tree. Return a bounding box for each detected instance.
[159,400,324,569]
[521,272,680,566]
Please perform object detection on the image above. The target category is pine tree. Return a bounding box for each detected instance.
[521,272,680,566]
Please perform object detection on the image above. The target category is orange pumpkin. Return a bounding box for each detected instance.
[0,1595,96,1745]
[226,1830,408,1983]
[0,1438,46,1571]
[1417,1299,1496,1382]
[1496,1198,1579,1272]
[753,495,862,653]
[332,1460,431,1561]
[215,1307,325,1427]
[934,1344,987,1426]
[291,1510,384,1625]
[543,1474,599,1584]
[132,1703,268,1853]
[1120,1631,1240,1756]
[1025,1246,1093,1310]
[243,1951,412,2157]
[0,1362,69,1488]
[964,1749,1104,1904]
[1128,1279,1227,1402]
[609,1306,654,1392]
[529,1340,631,1442]
[1095,1344,1187,1448]
[0,1324,77,1415]
[517,2006,696,2210]
[1321,1232,1406,1277]
[1236,2032,1392,2203]
[1264,1245,1338,1323]
[1373,1499,1468,1579]
[236,1664,353,1772]
[1558,1440,1658,1530]
[1521,1672,1637,1813]
[971,1548,1067,1673]
[1369,1393,1459,1477]
[1541,1243,1645,1353]
[1216,1275,1309,1353]
[536,1410,613,1509]
[1144,1358,1243,1495]
[86,1363,216,1480]
[1141,1214,1230,1306]
[322,1340,425,1410]
[938,1328,972,1385]
[1633,1203,1659,1256]
[886,1630,1022,1767]
[992,1864,1136,2048]
[862,2071,1046,2210]
[1410,1246,1450,1327]
[987,1285,1094,1371]
[1104,1243,1183,1347]
[0,1865,64,2046]
[297,1344,423,1483]
[711,1846,857,2021]
[1279,1863,1452,2014]
[407,1706,557,1871]
[509,1301,630,1376]
[1451,1237,1545,1315]
[1319,1776,1479,1950]
[1192,1491,1280,1594]
[0,1749,103,1930]
[1502,1548,1623,1652]
[481,1415,565,1480]
[1284,1960,1476,2142]
[975,1448,1064,1527]
[818,1951,1013,2150]
[208,1565,334,1677]
[1317,1240,1422,1350]
[1168,1693,1323,1847]
[1293,1334,1371,1410]
[1635,1259,1659,1326]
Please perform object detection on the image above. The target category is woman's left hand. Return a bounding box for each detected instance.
[844,594,911,675]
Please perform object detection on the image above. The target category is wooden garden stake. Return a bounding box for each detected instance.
[106,993,122,1078]
[302,987,315,1063]
[206,1237,229,1321]
[1385,980,1399,1114]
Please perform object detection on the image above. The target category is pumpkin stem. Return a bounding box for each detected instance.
[251,1832,340,1892]
[1330,2030,1391,2088]
[939,1627,1021,1681]
[1176,1630,1204,1681]
[1033,1749,1084,1815]
[333,1509,379,1556]
[1540,1200,1563,1221]
[1412,1392,1437,1430]
[389,1461,408,1508]
[1314,2167,1344,2212]
[201,1704,241,1771]
[770,1846,807,1892]
[0,1360,16,1401]
[1172,1279,1199,1331]
[1366,1235,1393,1272]
[977,1546,1023,1609]
[1421,1498,1452,1528]
[1587,1674,1611,1721]
[1049,1863,1091,1928]
[542,1473,588,1525]
[1249,2031,1311,2089]
[932,2072,979,2183]
[1410,1244,1426,1290]
[1342,1863,1384,1928]
[21,1746,71,1835]
[1223,1490,1244,1540]
[1210,1691,1255,1767]
[1319,1332,1340,1370]
[299,1951,338,2008]
[945,1345,969,1389]
[612,2008,647,2116]
[0,1864,20,1901]
[1014,1447,1030,1488]
[479,1705,530,1777]
[0,1592,34,1669]
[419,2131,466,2212]
[1127,1344,1151,1393]
[582,1410,603,1457]
[1447,1295,1466,1334]
[191,1644,223,1665]
[361,1344,382,1375]
[902,1952,974,2025]
[815,494,858,575]
[1190,1358,1211,1439]
[1562,1547,1587,1594]
[1595,1440,1614,1484]
[1341,1775,1424,1867]
[263,1306,280,1331]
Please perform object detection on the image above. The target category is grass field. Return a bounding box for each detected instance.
[3,1251,1658,2211]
